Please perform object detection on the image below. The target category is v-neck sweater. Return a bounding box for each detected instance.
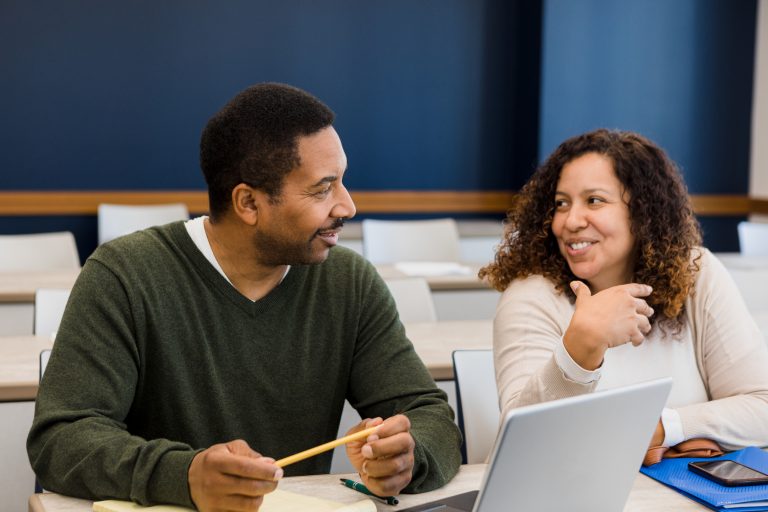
[28,221,461,507]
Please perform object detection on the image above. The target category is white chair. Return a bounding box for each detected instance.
[40,348,52,380]
[0,232,80,271]
[34,289,71,339]
[453,349,500,464]
[35,348,52,493]
[361,218,461,264]
[98,203,189,244]
[384,277,438,323]
[738,221,768,256]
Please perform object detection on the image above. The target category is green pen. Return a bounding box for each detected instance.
[339,478,399,506]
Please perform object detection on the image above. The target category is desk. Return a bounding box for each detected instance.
[0,270,80,336]
[27,464,711,512]
[714,252,768,270]
[0,335,53,402]
[375,263,488,291]
[0,270,80,303]
[375,264,499,321]
[0,322,490,403]
[0,336,53,512]
[753,311,768,341]
[404,320,492,381]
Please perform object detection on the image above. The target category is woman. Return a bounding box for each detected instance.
[480,129,768,454]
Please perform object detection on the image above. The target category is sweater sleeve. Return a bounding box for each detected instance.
[346,262,462,493]
[26,258,198,507]
[677,249,768,450]
[494,276,598,418]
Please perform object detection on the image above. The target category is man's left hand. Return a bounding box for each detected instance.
[345,415,414,496]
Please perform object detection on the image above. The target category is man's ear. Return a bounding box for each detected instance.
[230,183,260,226]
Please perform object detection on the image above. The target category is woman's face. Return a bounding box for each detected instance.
[551,152,635,293]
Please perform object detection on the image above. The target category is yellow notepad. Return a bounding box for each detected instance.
[93,489,376,512]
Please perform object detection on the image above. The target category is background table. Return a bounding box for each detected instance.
[0,270,79,336]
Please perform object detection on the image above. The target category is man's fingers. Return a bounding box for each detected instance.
[206,443,282,481]
[362,449,413,477]
[208,473,279,497]
[369,414,410,437]
[226,439,263,458]
[364,467,414,496]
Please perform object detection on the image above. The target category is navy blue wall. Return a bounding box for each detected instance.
[0,0,538,193]
[0,0,759,255]
[539,0,757,251]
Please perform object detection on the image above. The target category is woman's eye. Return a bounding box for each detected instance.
[588,196,604,205]
[554,199,568,209]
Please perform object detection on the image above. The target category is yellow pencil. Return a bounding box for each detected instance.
[275,426,379,468]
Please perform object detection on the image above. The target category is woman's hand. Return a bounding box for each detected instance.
[563,280,654,370]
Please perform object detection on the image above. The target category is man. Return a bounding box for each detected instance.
[27,83,461,511]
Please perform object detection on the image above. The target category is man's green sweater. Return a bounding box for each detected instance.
[27,222,461,507]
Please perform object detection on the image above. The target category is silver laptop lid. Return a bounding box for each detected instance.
[474,378,672,512]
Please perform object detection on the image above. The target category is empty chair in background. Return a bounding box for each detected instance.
[384,277,438,323]
[34,288,71,340]
[453,349,500,464]
[362,218,461,264]
[97,203,189,245]
[738,221,768,256]
[0,232,80,271]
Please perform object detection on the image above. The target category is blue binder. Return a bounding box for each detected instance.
[640,447,768,511]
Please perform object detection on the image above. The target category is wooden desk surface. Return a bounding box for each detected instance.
[0,321,491,402]
[28,464,710,512]
[0,270,80,303]
[714,253,768,270]
[375,264,489,291]
[404,320,492,380]
[0,266,487,299]
[0,336,53,402]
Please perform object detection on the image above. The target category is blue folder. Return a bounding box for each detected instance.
[640,447,768,511]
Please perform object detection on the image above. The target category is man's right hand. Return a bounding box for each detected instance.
[188,439,283,512]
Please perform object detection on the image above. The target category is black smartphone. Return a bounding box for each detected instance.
[688,460,768,487]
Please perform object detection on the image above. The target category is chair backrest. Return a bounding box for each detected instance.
[0,232,80,271]
[36,348,52,493]
[453,349,500,464]
[361,218,461,264]
[34,288,72,339]
[384,278,438,323]
[98,203,189,244]
[40,349,52,380]
[738,221,768,256]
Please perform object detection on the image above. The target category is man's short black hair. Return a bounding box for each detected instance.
[200,83,335,219]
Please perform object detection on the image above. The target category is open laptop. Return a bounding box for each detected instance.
[404,378,672,512]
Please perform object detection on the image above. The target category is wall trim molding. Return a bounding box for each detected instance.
[0,190,764,216]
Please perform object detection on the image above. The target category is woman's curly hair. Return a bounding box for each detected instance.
[480,129,702,334]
